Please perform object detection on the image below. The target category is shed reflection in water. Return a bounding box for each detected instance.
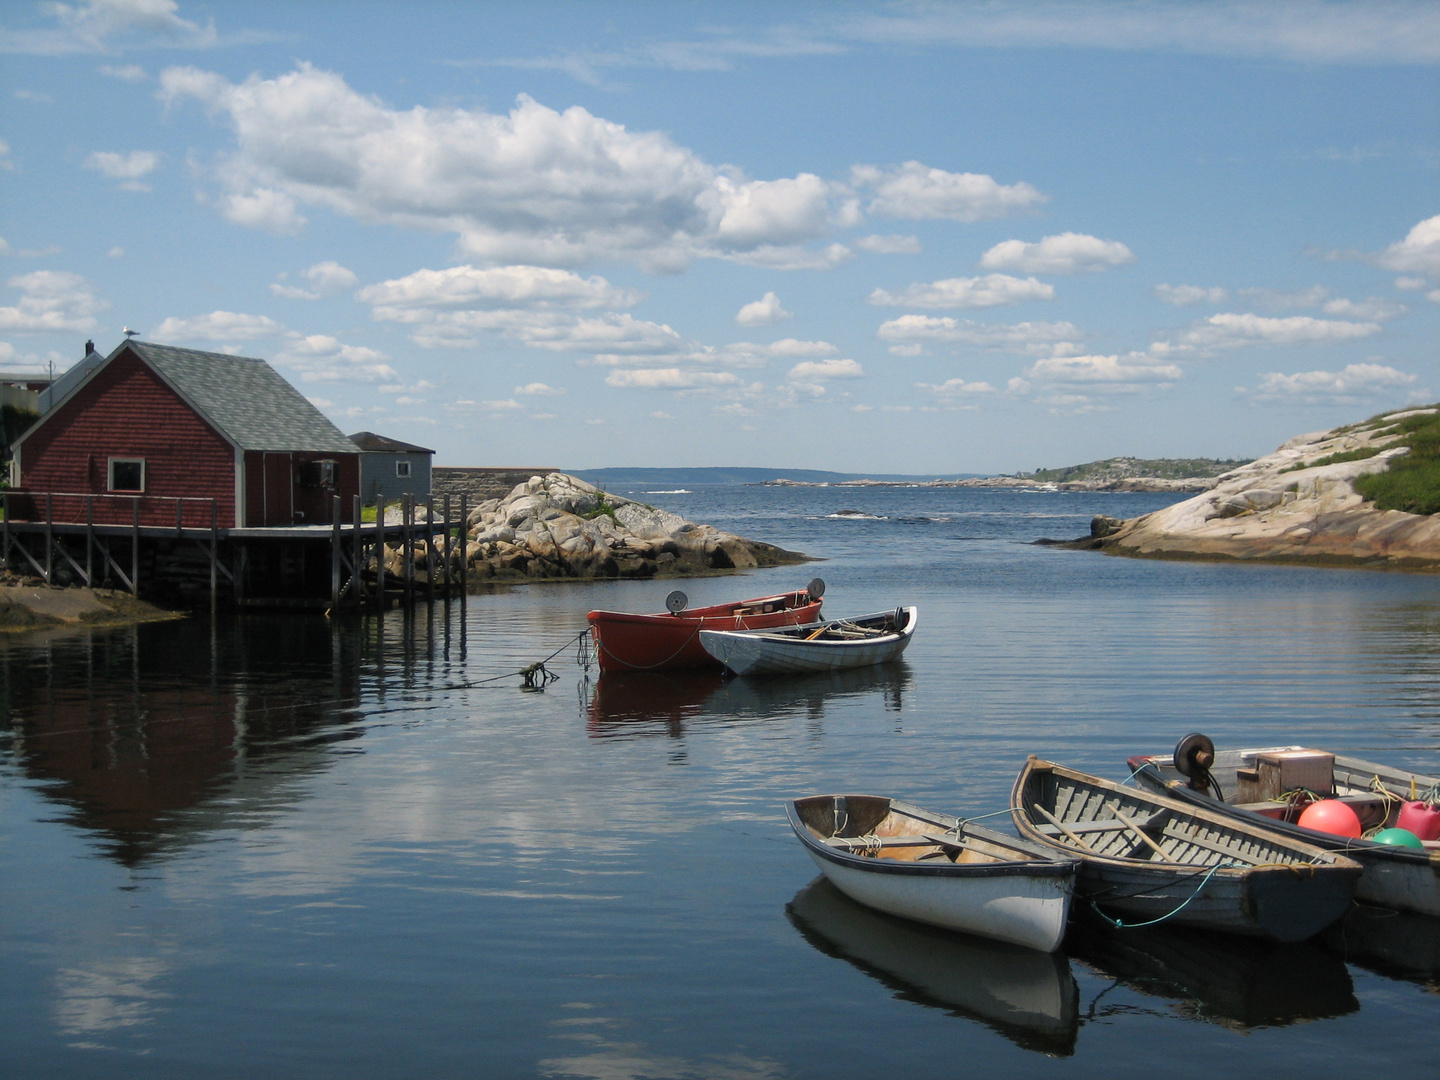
[586,663,910,737]
[1324,905,1440,991]
[787,878,1079,1056]
[0,614,401,866]
[1065,907,1358,1029]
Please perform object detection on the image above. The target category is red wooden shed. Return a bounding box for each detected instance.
[11,339,361,528]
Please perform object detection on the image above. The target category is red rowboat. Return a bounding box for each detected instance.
[588,581,824,672]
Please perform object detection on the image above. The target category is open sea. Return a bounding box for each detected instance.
[3,482,1440,1078]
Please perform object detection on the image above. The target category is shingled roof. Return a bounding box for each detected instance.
[37,340,359,454]
[348,430,435,454]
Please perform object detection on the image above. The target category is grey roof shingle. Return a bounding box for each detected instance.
[348,430,435,454]
[120,341,359,454]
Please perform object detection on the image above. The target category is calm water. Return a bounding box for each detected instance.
[3,484,1440,1078]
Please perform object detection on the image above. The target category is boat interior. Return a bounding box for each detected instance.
[1151,746,1440,844]
[795,795,1043,866]
[1019,763,1318,868]
[767,608,912,642]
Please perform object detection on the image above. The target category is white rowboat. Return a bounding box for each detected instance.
[786,793,1079,952]
[701,606,917,675]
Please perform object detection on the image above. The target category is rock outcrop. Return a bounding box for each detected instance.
[454,472,807,583]
[1092,408,1440,570]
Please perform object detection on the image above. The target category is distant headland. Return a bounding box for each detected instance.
[1080,405,1440,572]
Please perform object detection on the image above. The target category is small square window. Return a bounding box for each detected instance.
[108,458,145,492]
[395,460,412,479]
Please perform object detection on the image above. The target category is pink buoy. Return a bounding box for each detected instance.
[1297,799,1362,838]
[1397,801,1440,842]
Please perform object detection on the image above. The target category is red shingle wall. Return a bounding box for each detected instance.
[16,352,237,527]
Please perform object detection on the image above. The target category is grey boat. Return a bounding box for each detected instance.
[1011,757,1362,942]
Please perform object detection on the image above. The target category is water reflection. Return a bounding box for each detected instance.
[1066,908,1358,1029]
[586,664,910,737]
[0,616,369,865]
[786,878,1080,1056]
[1324,906,1440,991]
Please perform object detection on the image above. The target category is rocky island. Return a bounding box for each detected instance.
[457,472,807,582]
[1087,406,1440,571]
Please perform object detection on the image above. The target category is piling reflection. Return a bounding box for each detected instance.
[0,615,369,866]
[586,663,911,737]
[1066,907,1358,1028]
[786,878,1080,1056]
[1324,905,1440,990]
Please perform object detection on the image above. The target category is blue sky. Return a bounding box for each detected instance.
[1,1,1436,473]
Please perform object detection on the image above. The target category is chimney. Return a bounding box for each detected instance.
[84,339,95,356]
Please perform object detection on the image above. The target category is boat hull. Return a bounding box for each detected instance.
[701,607,917,675]
[1012,757,1362,943]
[1128,747,1440,919]
[587,591,821,672]
[787,795,1077,952]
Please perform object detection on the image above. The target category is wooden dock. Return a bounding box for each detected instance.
[0,490,471,612]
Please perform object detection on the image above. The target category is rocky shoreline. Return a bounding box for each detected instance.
[449,472,808,583]
[1070,408,1440,571]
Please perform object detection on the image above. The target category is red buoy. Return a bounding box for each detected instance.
[1297,799,1362,838]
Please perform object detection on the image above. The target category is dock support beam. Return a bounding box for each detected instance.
[131,498,140,596]
[331,496,342,610]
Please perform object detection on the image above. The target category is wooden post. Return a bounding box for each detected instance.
[459,493,467,597]
[443,493,452,596]
[331,496,342,610]
[175,498,183,536]
[44,492,53,585]
[425,495,436,603]
[2,492,9,575]
[210,500,218,611]
[352,495,362,608]
[131,497,140,597]
[86,496,94,587]
[375,496,386,612]
[403,495,413,608]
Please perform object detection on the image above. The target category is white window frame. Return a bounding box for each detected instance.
[395,460,412,479]
[108,457,146,493]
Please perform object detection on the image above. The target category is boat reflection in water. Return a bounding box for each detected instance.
[1324,905,1440,990]
[586,663,910,738]
[1065,907,1358,1029]
[786,878,1080,1057]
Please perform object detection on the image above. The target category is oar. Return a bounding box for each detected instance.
[1032,803,1099,853]
[1112,808,1175,862]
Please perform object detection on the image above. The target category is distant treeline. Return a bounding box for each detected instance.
[1025,457,1252,483]
[572,467,984,486]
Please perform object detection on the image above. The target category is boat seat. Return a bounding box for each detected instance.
[820,832,966,850]
[1033,811,1167,836]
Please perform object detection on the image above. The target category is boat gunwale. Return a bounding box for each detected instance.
[1010,756,1363,877]
[586,590,820,628]
[786,795,1080,880]
[702,607,917,648]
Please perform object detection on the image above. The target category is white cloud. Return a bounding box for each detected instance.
[916,378,998,405]
[160,65,851,271]
[851,162,1046,221]
[0,140,12,172]
[99,63,148,81]
[358,264,642,313]
[877,315,1083,355]
[1236,285,1332,309]
[83,150,160,191]
[150,310,284,342]
[1024,353,1182,386]
[854,234,922,254]
[107,246,124,258]
[271,260,361,300]
[1,0,218,55]
[1371,215,1440,277]
[1229,285,1405,320]
[14,89,53,102]
[605,368,741,390]
[734,291,792,326]
[0,236,10,255]
[273,334,398,383]
[515,382,565,396]
[788,358,862,381]
[1155,283,1229,306]
[0,270,107,332]
[869,274,1054,308]
[980,232,1134,274]
[762,338,837,358]
[1245,362,1419,404]
[1169,312,1383,351]
[1322,296,1407,321]
[1395,276,1429,291]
